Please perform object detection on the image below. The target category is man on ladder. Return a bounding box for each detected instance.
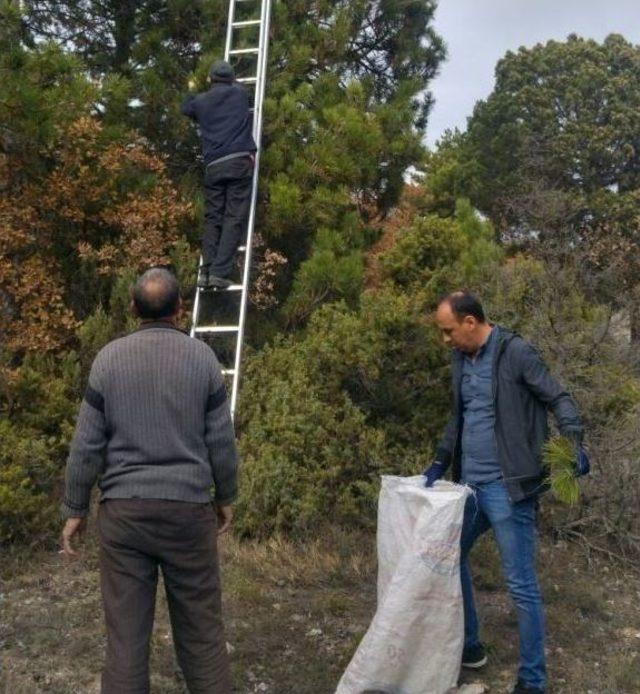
[182,60,256,290]
[189,0,271,418]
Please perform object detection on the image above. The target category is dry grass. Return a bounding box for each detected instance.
[1,526,639,693]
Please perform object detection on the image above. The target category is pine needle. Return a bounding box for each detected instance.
[542,436,580,506]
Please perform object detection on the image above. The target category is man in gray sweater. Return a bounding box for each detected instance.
[60,267,238,694]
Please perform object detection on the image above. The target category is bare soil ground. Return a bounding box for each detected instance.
[1,526,639,693]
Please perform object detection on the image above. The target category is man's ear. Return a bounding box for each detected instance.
[463,315,477,329]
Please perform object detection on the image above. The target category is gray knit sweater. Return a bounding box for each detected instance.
[61,321,238,518]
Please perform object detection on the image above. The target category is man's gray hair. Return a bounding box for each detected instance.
[133,268,180,320]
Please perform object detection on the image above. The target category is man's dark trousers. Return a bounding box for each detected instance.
[203,155,253,279]
[98,499,232,694]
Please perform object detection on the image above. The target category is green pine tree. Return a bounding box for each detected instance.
[21,0,446,320]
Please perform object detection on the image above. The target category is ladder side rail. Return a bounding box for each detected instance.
[189,280,203,338]
[223,0,236,59]
[229,0,272,417]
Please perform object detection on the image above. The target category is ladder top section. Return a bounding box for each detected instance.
[232,19,262,27]
[229,48,260,55]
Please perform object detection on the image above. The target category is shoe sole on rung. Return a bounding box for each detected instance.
[462,655,488,669]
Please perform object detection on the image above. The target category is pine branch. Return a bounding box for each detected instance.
[543,435,581,505]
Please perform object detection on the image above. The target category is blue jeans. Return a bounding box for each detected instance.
[461,481,546,690]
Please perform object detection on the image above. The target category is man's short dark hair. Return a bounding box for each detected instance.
[133,268,180,320]
[439,290,486,323]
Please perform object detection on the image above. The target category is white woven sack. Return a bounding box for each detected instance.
[336,477,470,694]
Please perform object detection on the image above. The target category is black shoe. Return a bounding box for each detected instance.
[461,643,487,669]
[197,266,210,289]
[511,681,545,694]
[207,275,233,289]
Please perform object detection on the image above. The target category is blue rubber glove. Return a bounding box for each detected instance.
[423,461,446,488]
[575,445,590,477]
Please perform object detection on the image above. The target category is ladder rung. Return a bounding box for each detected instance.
[238,245,247,251]
[194,326,239,334]
[237,77,257,84]
[196,284,243,293]
[232,20,261,27]
[221,369,236,376]
[229,48,260,55]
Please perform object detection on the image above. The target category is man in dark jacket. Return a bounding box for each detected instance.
[60,268,238,693]
[423,291,586,694]
[182,60,256,290]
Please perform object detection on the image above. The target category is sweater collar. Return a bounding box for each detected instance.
[134,320,188,335]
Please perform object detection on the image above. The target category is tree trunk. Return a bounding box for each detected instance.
[112,0,137,73]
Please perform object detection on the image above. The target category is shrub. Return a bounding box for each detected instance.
[235,294,439,536]
[235,204,505,537]
[0,353,80,544]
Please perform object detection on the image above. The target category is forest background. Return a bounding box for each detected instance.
[1,0,639,563]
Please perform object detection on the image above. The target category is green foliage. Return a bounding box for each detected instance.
[0,420,57,543]
[468,34,640,203]
[382,199,503,293]
[6,2,638,556]
[237,183,640,541]
[283,228,365,321]
[235,204,509,536]
[20,0,447,324]
[231,208,429,533]
[236,356,387,536]
[543,437,580,506]
[24,0,218,171]
[0,2,95,177]
[421,130,484,217]
[236,293,439,536]
[424,34,640,338]
[0,353,81,544]
[481,254,640,423]
[1,0,448,544]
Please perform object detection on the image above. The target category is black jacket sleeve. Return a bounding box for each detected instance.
[517,340,584,440]
[181,94,197,120]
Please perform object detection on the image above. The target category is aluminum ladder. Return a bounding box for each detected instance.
[190,0,272,418]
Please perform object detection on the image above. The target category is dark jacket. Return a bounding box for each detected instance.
[436,326,584,502]
[181,82,256,166]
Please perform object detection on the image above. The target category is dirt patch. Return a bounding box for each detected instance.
[1,528,639,693]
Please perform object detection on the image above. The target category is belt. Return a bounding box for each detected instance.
[206,151,253,168]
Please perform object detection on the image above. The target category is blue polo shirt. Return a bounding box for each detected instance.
[460,328,502,484]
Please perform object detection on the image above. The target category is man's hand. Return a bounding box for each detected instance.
[61,517,87,557]
[423,461,446,488]
[216,505,233,536]
[575,445,591,477]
